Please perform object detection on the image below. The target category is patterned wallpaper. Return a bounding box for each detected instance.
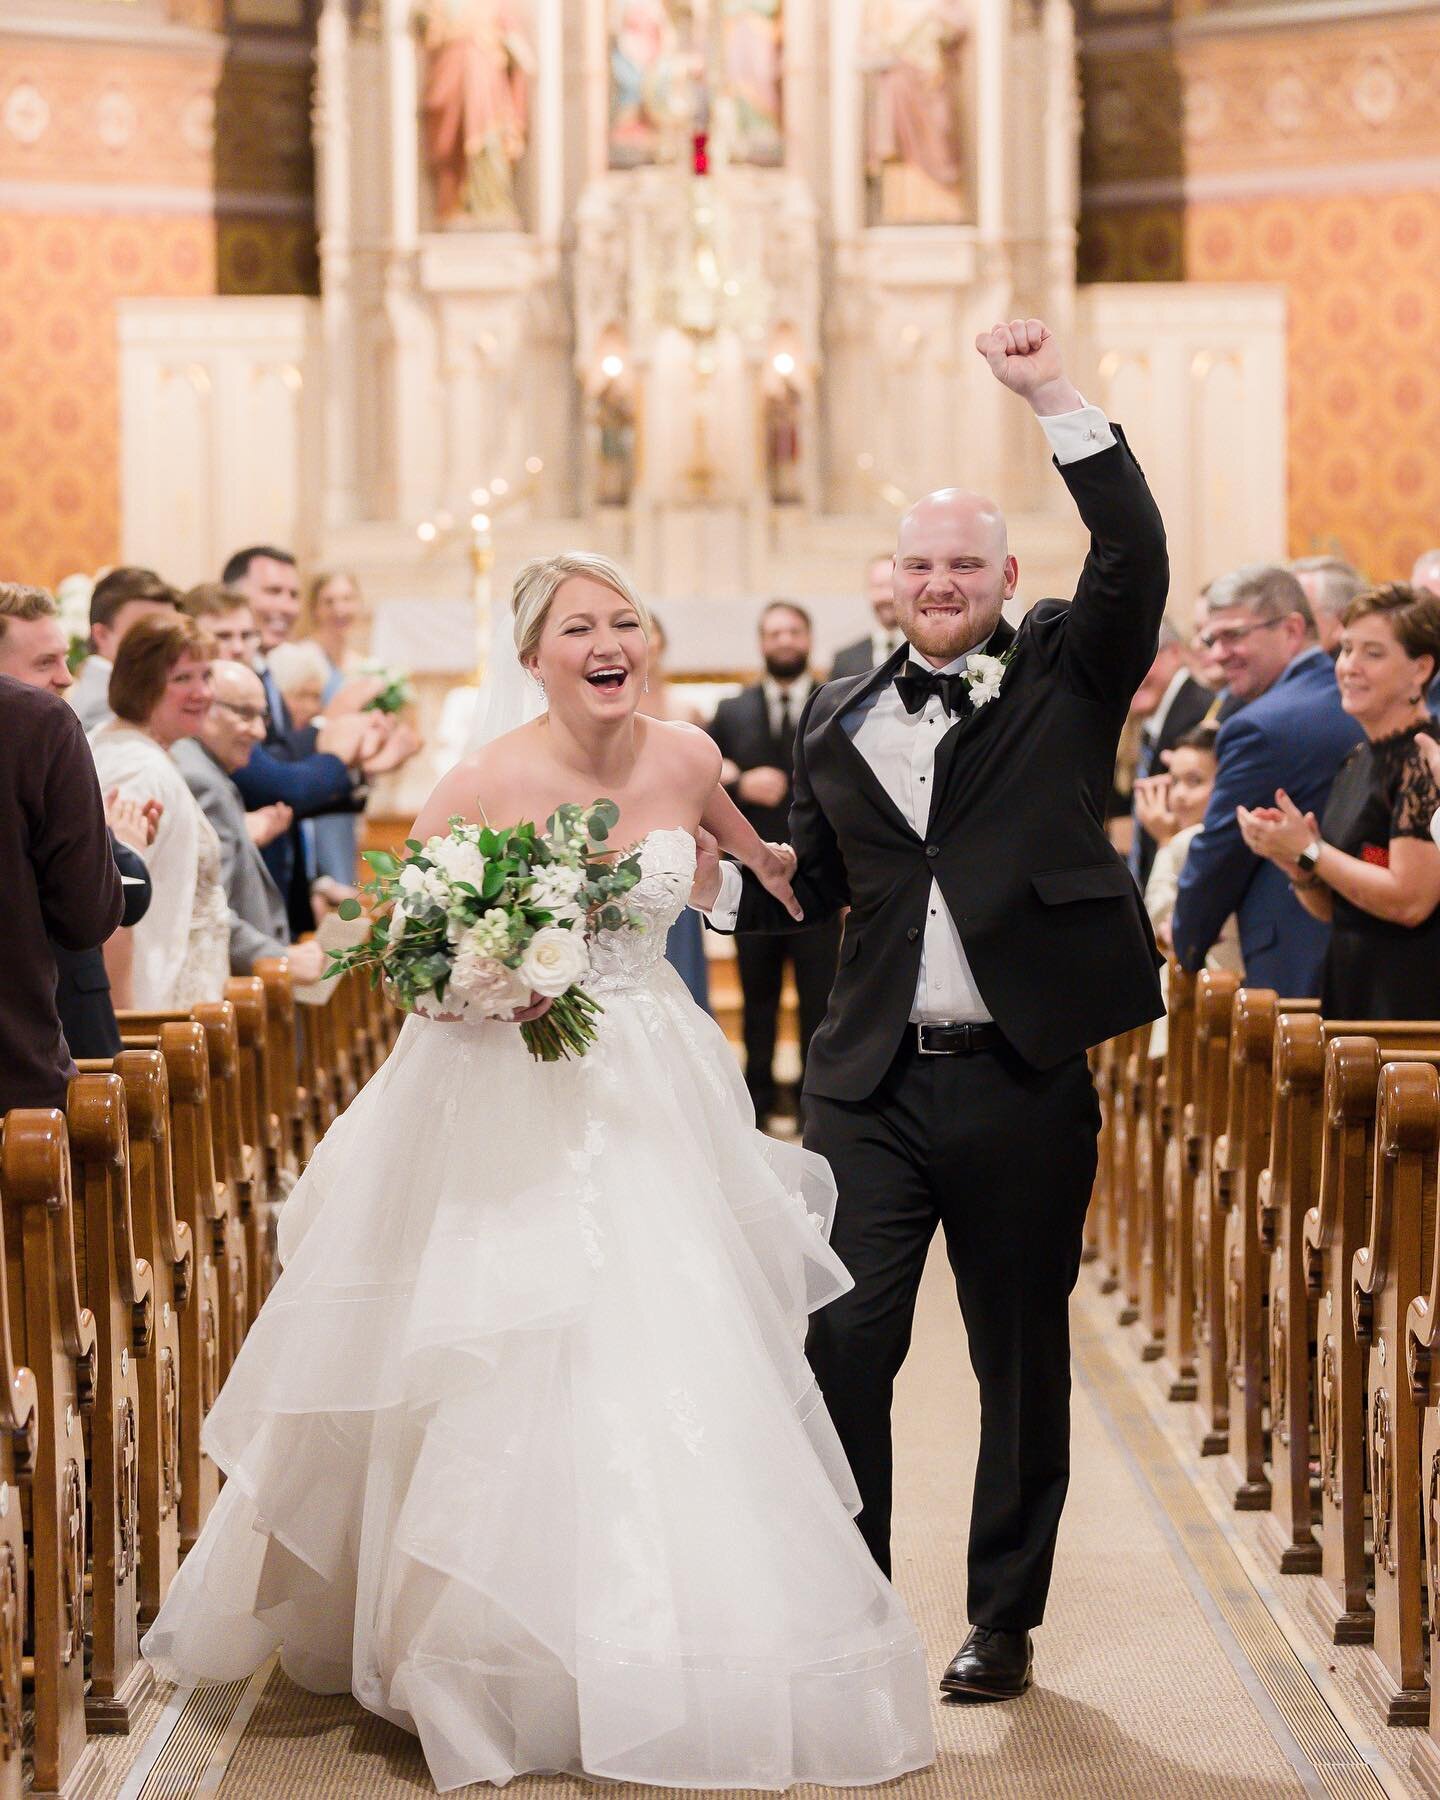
[1079,4,1440,580]
[0,25,314,588]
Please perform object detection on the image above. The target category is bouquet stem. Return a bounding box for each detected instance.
[520,988,603,1062]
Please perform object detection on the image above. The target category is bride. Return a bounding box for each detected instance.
[142,551,935,1792]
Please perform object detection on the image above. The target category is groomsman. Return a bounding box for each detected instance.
[698,318,1169,1703]
[708,602,843,1125]
[830,553,905,680]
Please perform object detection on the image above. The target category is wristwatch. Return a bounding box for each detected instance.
[1295,839,1323,876]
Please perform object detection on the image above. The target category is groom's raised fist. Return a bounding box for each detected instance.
[974,319,1082,417]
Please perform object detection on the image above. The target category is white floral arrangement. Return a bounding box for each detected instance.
[962,646,1016,710]
[357,659,415,715]
[55,572,94,672]
[327,799,643,1061]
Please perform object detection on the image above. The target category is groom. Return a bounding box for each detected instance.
[693,320,1168,1701]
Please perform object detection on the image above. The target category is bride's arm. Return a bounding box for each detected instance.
[698,783,804,921]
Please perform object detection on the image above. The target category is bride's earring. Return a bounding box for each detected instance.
[643,673,651,694]
[532,671,547,703]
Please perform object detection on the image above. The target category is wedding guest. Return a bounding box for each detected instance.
[1126,617,1212,888]
[1413,552,1440,708]
[266,640,332,731]
[1237,583,1440,1020]
[0,583,156,1058]
[0,671,123,1110]
[709,601,842,1124]
[298,567,371,886]
[1138,724,1239,1055]
[1288,555,1367,656]
[90,613,230,1010]
[636,609,710,1011]
[1172,565,1363,996]
[829,553,904,679]
[173,660,326,982]
[69,566,181,732]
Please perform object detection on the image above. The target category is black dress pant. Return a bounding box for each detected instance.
[804,1031,1099,1630]
[734,918,842,1118]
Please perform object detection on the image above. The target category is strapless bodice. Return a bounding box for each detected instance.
[585,827,697,996]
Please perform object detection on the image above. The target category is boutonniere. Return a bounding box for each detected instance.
[962,644,1017,711]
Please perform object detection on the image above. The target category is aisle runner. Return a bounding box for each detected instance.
[123,1246,1333,1798]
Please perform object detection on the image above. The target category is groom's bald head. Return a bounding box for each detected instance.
[893,487,1019,669]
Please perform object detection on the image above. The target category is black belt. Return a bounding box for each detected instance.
[915,1021,1005,1056]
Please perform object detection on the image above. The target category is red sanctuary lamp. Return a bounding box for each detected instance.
[691,131,709,176]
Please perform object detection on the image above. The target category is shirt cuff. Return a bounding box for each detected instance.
[699,859,743,929]
[1038,401,1116,466]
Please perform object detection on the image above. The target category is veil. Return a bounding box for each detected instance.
[461,590,543,756]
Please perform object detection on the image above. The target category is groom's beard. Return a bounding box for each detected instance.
[900,593,1004,665]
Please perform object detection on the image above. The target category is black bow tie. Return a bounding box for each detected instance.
[894,665,972,718]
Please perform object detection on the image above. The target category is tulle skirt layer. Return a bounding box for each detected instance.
[142,966,934,1790]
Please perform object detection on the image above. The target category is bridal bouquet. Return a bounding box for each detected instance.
[357,660,415,715]
[328,800,643,1061]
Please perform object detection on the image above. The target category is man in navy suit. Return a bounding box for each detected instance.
[1172,565,1363,995]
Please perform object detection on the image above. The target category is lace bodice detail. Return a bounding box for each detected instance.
[586,828,697,996]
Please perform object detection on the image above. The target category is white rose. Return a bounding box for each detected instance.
[518,925,590,998]
[387,905,409,943]
[398,863,428,894]
[448,952,530,1017]
[427,835,487,892]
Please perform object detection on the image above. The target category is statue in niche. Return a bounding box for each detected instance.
[609,0,692,166]
[721,0,783,165]
[418,0,536,227]
[860,0,969,225]
[764,372,802,504]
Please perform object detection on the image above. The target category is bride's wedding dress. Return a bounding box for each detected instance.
[143,829,934,1791]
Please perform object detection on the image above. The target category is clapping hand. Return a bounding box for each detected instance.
[104,787,158,854]
[246,801,293,849]
[1133,773,1179,848]
[1236,789,1320,869]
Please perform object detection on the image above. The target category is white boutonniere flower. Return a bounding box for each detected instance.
[962,646,1016,711]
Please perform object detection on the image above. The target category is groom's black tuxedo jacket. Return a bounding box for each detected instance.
[727,430,1168,1102]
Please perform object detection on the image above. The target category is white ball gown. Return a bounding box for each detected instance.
[142,829,935,1791]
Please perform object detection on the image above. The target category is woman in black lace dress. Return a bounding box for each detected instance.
[1237,583,1440,1020]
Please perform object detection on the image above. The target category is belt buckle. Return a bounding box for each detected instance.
[917,1021,963,1056]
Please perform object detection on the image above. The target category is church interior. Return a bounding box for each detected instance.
[5,0,1440,1794]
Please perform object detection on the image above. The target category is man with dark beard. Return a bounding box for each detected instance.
[708,601,843,1126]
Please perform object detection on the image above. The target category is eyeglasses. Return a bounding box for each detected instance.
[1196,617,1288,653]
[212,698,269,725]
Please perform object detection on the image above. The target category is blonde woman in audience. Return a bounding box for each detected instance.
[1135,723,1240,1055]
[90,613,230,1009]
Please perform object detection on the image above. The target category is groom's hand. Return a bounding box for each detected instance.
[975,318,1084,417]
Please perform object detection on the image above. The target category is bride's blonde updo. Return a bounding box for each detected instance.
[511,552,652,663]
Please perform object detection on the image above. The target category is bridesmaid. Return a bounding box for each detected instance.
[637,610,711,1012]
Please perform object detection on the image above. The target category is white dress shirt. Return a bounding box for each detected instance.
[762,673,815,743]
[1143,664,1194,753]
[704,401,1117,1021]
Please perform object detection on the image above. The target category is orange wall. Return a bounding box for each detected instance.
[1078,2,1440,581]
[0,24,314,587]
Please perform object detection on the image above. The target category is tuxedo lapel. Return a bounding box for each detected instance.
[822,645,919,842]
[931,615,1018,814]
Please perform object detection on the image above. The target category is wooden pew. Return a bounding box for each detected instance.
[1405,1074,1440,1771]
[1350,1057,1440,1723]
[1083,1045,1108,1270]
[65,1074,156,1731]
[1304,1025,1440,1646]
[121,1004,249,1379]
[0,1161,37,1800]
[224,977,276,1316]
[1258,1011,1327,1575]
[0,1111,100,1799]
[1112,1025,1150,1330]
[1218,990,1321,1514]
[253,955,310,1171]
[104,1053,192,1625]
[1190,967,1241,1455]
[1134,1033,1166,1364]
[1158,964,1199,1402]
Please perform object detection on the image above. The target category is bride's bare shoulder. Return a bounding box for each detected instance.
[642,714,721,785]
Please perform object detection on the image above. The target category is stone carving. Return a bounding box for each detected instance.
[418,0,536,226]
[861,0,969,224]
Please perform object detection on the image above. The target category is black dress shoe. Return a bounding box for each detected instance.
[939,1626,1034,1702]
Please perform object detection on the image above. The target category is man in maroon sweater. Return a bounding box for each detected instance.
[0,673,124,1111]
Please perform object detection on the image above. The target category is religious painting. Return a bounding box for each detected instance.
[720,0,783,166]
[861,0,970,226]
[417,0,535,228]
[608,0,691,166]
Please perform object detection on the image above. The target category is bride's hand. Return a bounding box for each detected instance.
[507,993,554,1025]
[753,842,805,923]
